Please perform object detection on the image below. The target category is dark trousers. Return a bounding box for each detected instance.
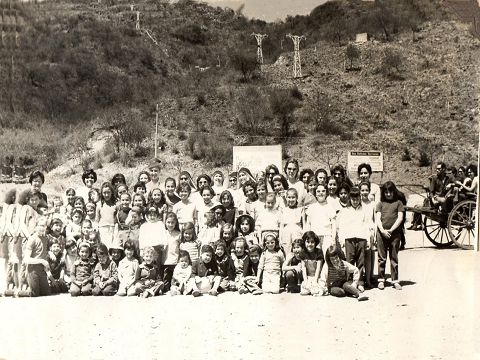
[284,269,301,292]
[50,279,69,294]
[330,282,359,298]
[161,265,175,291]
[92,284,117,296]
[377,229,401,282]
[27,264,51,297]
[345,238,366,285]
[70,282,93,296]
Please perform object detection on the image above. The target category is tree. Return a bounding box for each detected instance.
[269,89,301,138]
[230,50,258,81]
[235,87,272,136]
[345,44,360,69]
[382,48,403,77]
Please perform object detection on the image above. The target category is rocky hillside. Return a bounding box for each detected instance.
[0,0,478,191]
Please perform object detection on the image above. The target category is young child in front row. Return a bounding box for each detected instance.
[116,240,140,296]
[170,250,192,296]
[214,240,235,292]
[283,239,304,293]
[257,232,284,294]
[188,244,221,297]
[319,244,368,301]
[63,239,77,286]
[69,242,93,296]
[134,246,164,297]
[47,239,68,294]
[231,237,250,290]
[92,243,118,296]
[238,244,263,295]
[300,231,324,296]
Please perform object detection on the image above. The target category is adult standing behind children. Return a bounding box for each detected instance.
[29,170,48,207]
[146,159,162,195]
[284,159,306,206]
[76,169,97,203]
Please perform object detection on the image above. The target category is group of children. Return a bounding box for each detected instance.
[0,159,413,300]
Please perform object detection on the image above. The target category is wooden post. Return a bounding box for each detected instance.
[155,104,159,158]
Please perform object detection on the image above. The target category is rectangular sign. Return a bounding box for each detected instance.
[233,145,282,175]
[347,150,383,173]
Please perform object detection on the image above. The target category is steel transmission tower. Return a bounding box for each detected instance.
[252,33,267,64]
[286,34,305,78]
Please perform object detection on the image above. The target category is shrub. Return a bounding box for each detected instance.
[178,131,187,141]
[346,44,360,70]
[173,23,208,45]
[235,87,273,136]
[402,147,412,161]
[230,50,258,82]
[418,150,431,167]
[119,148,135,167]
[382,48,404,78]
[290,86,303,101]
[269,89,301,138]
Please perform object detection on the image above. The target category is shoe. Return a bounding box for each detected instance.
[393,283,402,290]
[407,224,416,230]
[378,282,385,290]
[358,285,365,293]
[170,289,179,296]
[238,288,248,295]
[192,290,201,297]
[208,289,218,296]
[4,289,15,297]
[357,295,369,301]
[300,288,310,296]
[252,289,263,295]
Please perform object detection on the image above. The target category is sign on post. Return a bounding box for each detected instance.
[233,145,282,175]
[347,150,384,173]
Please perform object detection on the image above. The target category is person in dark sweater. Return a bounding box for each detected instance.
[238,244,263,295]
[188,244,221,297]
[214,240,235,292]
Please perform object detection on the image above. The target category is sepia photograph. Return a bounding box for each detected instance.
[0,0,479,359]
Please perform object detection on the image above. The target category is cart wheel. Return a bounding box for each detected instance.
[423,216,453,248]
[447,200,476,250]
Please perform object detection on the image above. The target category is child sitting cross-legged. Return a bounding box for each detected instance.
[188,244,221,297]
[92,243,118,296]
[170,250,192,296]
[134,246,165,297]
[69,241,94,296]
[238,244,263,295]
[319,244,368,301]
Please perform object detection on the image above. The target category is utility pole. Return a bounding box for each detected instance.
[136,11,140,31]
[286,34,306,78]
[251,33,267,64]
[155,104,159,158]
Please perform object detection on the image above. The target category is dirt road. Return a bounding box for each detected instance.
[0,229,478,360]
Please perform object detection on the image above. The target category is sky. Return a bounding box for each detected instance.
[204,0,328,22]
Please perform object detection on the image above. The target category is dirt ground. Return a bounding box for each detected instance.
[0,228,479,360]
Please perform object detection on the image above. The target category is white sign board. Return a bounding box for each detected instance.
[347,150,384,173]
[233,145,282,175]
[355,33,368,43]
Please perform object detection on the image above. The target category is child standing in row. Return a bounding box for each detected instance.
[257,232,284,294]
[161,212,181,291]
[179,222,200,264]
[376,181,404,291]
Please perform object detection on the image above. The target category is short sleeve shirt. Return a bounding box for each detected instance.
[26,233,49,261]
[375,200,404,229]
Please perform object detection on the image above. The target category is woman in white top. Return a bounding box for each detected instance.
[284,159,306,206]
[356,163,380,203]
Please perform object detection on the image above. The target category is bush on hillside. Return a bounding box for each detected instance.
[269,89,301,139]
[418,150,431,167]
[346,44,360,70]
[230,50,258,82]
[382,48,404,78]
[235,87,273,136]
[173,23,208,45]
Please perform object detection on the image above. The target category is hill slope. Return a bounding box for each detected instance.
[0,0,478,187]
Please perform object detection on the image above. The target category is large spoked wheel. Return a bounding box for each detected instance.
[423,216,453,248]
[447,199,476,250]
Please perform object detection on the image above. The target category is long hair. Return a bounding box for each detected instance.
[380,181,400,203]
[325,244,346,268]
[100,182,116,205]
